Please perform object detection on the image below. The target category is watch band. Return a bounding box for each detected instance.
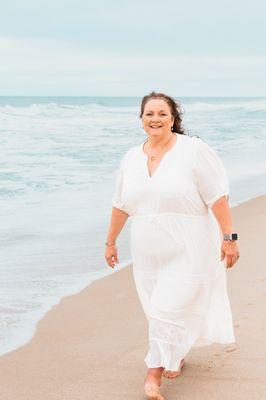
[223,233,238,241]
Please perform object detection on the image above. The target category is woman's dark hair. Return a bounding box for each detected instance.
[139,91,186,135]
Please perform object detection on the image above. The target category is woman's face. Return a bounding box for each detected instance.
[142,99,174,138]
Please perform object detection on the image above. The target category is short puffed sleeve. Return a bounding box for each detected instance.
[111,154,128,213]
[194,138,229,208]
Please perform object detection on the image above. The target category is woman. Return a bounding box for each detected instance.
[105,92,240,400]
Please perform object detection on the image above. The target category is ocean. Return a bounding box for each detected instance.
[0,96,266,356]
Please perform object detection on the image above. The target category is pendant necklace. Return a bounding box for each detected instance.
[144,132,175,162]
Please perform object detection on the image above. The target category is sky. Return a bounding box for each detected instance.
[0,0,265,96]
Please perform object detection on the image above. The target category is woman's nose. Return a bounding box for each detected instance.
[151,115,160,122]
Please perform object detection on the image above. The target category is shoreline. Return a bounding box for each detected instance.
[0,194,266,399]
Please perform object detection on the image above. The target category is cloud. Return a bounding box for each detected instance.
[1,36,265,74]
[0,36,265,96]
[0,37,103,75]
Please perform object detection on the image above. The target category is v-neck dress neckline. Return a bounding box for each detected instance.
[141,133,181,179]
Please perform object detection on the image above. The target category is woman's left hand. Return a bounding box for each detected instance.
[220,240,240,268]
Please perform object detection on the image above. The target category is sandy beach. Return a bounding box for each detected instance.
[0,195,266,400]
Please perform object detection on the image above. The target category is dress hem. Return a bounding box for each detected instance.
[144,338,238,370]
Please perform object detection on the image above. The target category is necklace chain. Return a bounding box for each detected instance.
[144,133,175,162]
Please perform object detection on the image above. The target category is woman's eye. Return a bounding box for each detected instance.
[145,113,167,116]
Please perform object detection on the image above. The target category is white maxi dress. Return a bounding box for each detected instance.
[112,133,236,371]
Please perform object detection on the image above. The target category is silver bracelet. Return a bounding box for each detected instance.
[105,241,116,247]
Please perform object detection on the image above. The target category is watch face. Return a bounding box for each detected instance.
[231,233,238,240]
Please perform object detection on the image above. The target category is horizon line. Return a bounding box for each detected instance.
[0,95,265,99]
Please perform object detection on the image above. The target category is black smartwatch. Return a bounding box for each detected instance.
[223,233,238,241]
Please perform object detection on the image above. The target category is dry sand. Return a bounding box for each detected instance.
[0,195,266,400]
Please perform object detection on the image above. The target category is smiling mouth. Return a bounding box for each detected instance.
[150,126,162,128]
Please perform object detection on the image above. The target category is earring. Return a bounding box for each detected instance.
[171,126,173,131]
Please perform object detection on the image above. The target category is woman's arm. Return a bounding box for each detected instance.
[106,207,129,245]
[211,195,233,233]
[211,196,240,268]
[105,207,129,268]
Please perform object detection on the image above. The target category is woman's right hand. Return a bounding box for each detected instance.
[105,244,119,269]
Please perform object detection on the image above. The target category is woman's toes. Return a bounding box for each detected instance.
[163,370,178,379]
[162,370,170,378]
[163,359,185,379]
[170,371,181,378]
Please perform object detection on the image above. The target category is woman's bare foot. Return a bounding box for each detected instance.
[162,358,185,379]
[144,367,165,400]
